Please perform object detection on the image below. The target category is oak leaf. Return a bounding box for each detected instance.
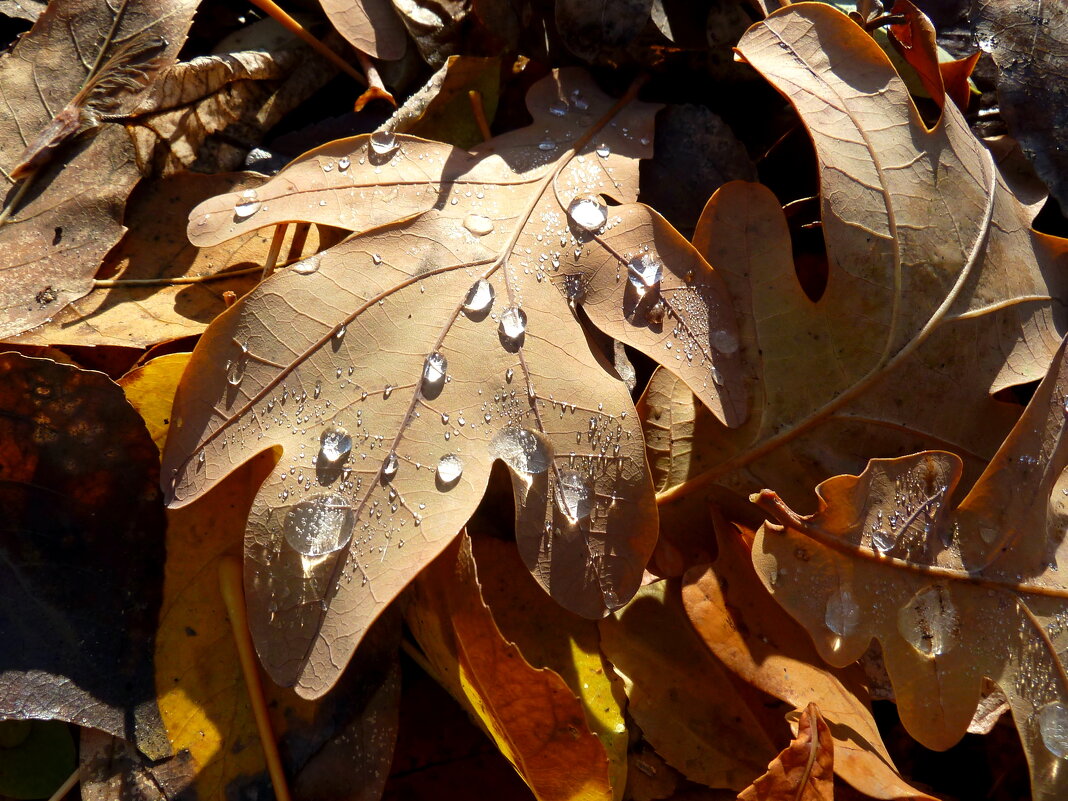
[737,703,834,801]
[162,69,745,696]
[0,0,197,339]
[751,332,1068,800]
[651,3,1068,511]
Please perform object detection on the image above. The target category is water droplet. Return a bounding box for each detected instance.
[897,584,959,656]
[499,306,527,343]
[197,451,206,468]
[234,189,261,219]
[338,156,351,170]
[463,279,494,314]
[463,214,494,236]
[436,454,463,487]
[369,130,398,156]
[1062,394,1068,415]
[292,253,321,274]
[319,426,352,464]
[334,325,346,344]
[627,254,663,297]
[423,352,447,390]
[871,527,895,554]
[595,143,610,158]
[538,140,556,151]
[645,299,665,324]
[1038,702,1068,758]
[548,99,569,116]
[383,384,393,399]
[490,427,551,475]
[556,469,591,522]
[567,195,607,232]
[825,588,859,636]
[505,368,514,382]
[710,329,739,355]
[283,493,354,556]
[381,451,399,481]
[322,161,334,172]
[371,253,383,265]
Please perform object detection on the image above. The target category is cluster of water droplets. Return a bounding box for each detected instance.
[866,469,950,555]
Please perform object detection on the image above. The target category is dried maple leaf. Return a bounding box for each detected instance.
[0,0,197,339]
[161,68,745,697]
[651,4,1068,511]
[738,703,834,801]
[752,331,1068,800]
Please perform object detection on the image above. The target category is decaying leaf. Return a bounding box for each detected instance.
[0,353,168,759]
[162,68,745,696]
[652,3,1067,511]
[79,729,195,801]
[320,0,407,60]
[682,509,936,800]
[751,332,1068,800]
[0,0,197,339]
[737,703,834,801]
[407,533,612,801]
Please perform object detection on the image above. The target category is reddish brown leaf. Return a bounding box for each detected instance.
[737,703,834,801]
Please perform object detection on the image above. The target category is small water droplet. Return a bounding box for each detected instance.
[382,451,398,480]
[283,493,354,556]
[423,352,447,388]
[710,329,739,355]
[556,469,591,522]
[567,195,607,232]
[463,278,494,314]
[645,299,665,324]
[538,140,556,151]
[234,189,261,219]
[313,380,322,399]
[627,254,663,297]
[595,143,610,158]
[369,130,398,156]
[505,368,514,382]
[1039,702,1068,758]
[319,426,352,464]
[383,384,393,399]
[338,156,351,170]
[292,253,321,274]
[825,588,860,636]
[463,214,494,236]
[436,454,463,487]
[897,584,959,656]
[322,161,334,172]
[334,324,346,344]
[490,427,552,475]
[499,306,527,343]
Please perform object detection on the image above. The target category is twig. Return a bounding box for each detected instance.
[468,90,492,143]
[93,265,265,287]
[262,223,288,279]
[46,765,80,801]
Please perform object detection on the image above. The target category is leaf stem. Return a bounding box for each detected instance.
[93,265,265,287]
[218,556,294,801]
[468,90,492,143]
[262,223,288,278]
[46,765,80,801]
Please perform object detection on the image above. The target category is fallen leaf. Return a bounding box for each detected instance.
[389,55,500,149]
[0,353,168,758]
[974,0,1068,212]
[0,0,197,339]
[79,728,195,801]
[655,2,1067,510]
[406,533,613,801]
[598,579,784,791]
[320,0,407,60]
[119,352,191,452]
[751,332,1068,800]
[162,68,745,696]
[682,509,936,800]
[11,174,286,349]
[738,703,834,801]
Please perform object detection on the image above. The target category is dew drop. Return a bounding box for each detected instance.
[505,368,514,382]
[490,428,551,475]
[338,156,351,170]
[825,588,859,637]
[319,426,352,464]
[371,253,383,265]
[595,143,610,158]
[283,493,354,556]
[234,189,261,219]
[897,584,959,657]
[463,214,494,236]
[627,254,663,297]
[538,140,556,151]
[382,451,398,480]
[423,352,447,389]
[383,384,393,399]
[463,279,494,314]
[322,161,334,172]
[556,469,591,522]
[334,325,346,344]
[567,195,607,232]
[710,329,739,355]
[369,130,398,156]
[645,299,665,324]
[499,306,527,343]
[1038,702,1068,758]
[292,253,322,274]
[548,99,569,116]
[436,454,463,487]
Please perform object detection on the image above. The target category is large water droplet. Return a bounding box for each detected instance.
[423,352,447,389]
[595,143,610,158]
[499,306,527,343]
[382,451,398,480]
[319,426,352,464]
[871,527,895,554]
[567,195,607,232]
[897,584,959,657]
[436,454,463,487]
[292,253,322,274]
[1038,702,1068,758]
[283,493,354,556]
[463,279,494,314]
[463,214,494,236]
[556,469,591,522]
[710,329,739,355]
[369,130,398,157]
[226,344,248,386]
[548,99,569,116]
[234,189,261,219]
[628,254,663,297]
[825,588,859,636]
[490,427,551,475]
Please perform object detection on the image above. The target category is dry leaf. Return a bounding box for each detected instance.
[682,510,936,800]
[751,332,1068,800]
[320,0,407,60]
[737,703,834,801]
[406,533,613,801]
[162,68,745,696]
[653,3,1067,510]
[0,0,197,339]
